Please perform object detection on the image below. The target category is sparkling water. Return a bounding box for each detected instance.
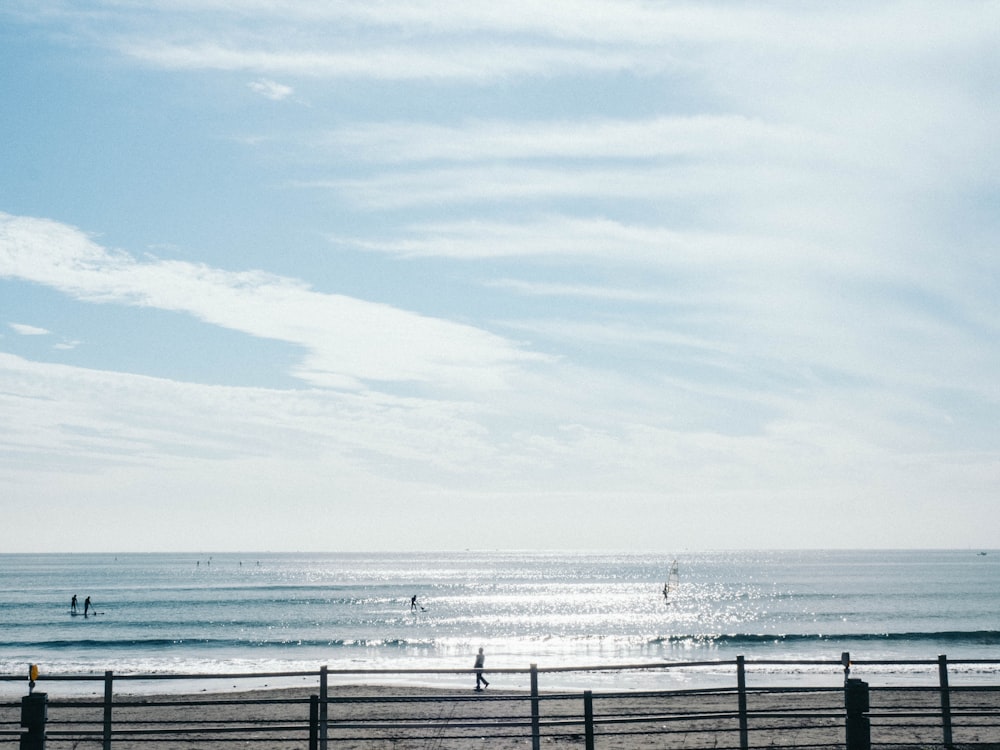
[1,549,997,693]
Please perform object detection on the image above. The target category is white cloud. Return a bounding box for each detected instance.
[4,338,995,552]
[54,1,988,94]
[0,350,495,473]
[247,78,293,100]
[2,1,999,552]
[45,0,768,46]
[304,162,785,209]
[0,213,544,392]
[486,279,661,303]
[119,41,636,80]
[8,323,50,336]
[336,216,803,268]
[322,116,826,163]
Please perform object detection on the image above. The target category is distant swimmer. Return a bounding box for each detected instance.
[71,595,78,614]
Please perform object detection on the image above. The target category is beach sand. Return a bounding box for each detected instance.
[6,682,1000,748]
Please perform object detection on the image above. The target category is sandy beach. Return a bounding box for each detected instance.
[7,680,998,749]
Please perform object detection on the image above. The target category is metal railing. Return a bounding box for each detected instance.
[2,654,999,748]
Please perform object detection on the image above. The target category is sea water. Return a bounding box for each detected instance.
[0,550,997,694]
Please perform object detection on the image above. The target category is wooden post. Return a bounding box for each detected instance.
[320,665,329,750]
[583,690,595,750]
[309,694,319,750]
[18,691,48,750]
[736,655,749,750]
[103,670,113,750]
[845,678,871,750]
[938,654,954,749]
[530,663,541,750]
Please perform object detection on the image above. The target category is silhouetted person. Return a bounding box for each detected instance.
[411,595,418,611]
[84,596,92,616]
[71,595,78,614]
[474,647,489,691]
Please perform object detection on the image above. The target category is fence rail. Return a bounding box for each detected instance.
[2,654,999,749]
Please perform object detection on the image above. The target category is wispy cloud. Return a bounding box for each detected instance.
[9,323,50,336]
[486,279,662,303]
[0,349,530,495]
[321,116,826,163]
[302,162,801,210]
[42,1,993,91]
[0,213,544,392]
[334,216,803,268]
[247,78,293,100]
[2,0,998,551]
[119,41,639,80]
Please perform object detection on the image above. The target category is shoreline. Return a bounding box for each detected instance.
[4,655,1000,699]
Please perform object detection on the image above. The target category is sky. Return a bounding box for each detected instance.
[1,1,998,554]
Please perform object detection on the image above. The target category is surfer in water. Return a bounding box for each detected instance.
[411,595,418,611]
[71,595,78,614]
[84,596,93,616]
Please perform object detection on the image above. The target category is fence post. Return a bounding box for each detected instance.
[103,670,113,750]
[530,663,541,750]
[583,690,595,750]
[19,690,48,750]
[320,665,329,750]
[845,678,871,750]
[736,655,749,750]
[309,694,319,750]
[938,654,953,749]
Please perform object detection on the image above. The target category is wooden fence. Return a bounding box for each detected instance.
[2,654,999,749]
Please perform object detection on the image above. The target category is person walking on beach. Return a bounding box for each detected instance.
[473,647,489,691]
[71,595,77,614]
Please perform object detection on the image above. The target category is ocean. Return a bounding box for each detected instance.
[1,550,997,695]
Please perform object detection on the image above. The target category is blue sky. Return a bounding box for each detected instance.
[1,1,998,553]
